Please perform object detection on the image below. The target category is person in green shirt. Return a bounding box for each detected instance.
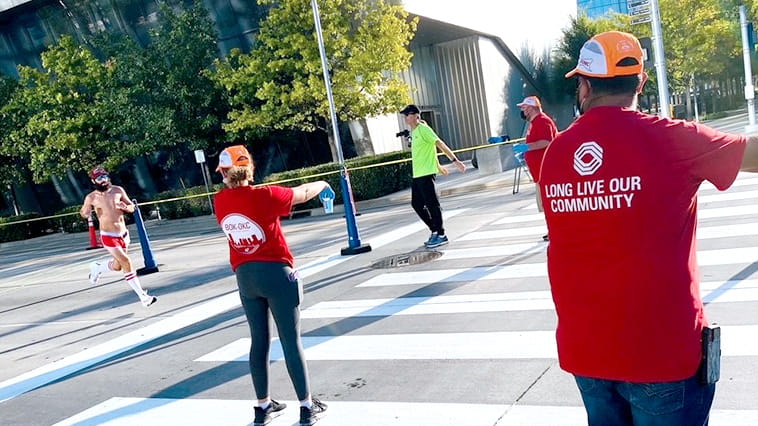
[400,104,466,248]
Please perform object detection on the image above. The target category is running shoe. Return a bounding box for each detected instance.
[141,296,158,307]
[254,400,286,426]
[299,398,327,425]
[88,261,102,285]
[425,234,449,248]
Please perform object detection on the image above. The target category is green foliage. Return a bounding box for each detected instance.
[0,2,226,183]
[553,3,741,101]
[212,0,417,140]
[551,14,632,98]
[152,185,218,219]
[0,75,26,187]
[0,213,53,243]
[263,150,412,210]
[54,205,90,233]
[659,0,739,91]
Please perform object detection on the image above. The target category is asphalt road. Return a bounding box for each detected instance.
[1,113,758,425]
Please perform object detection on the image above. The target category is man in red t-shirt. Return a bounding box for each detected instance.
[541,31,758,425]
[513,95,558,241]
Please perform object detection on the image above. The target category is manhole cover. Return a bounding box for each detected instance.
[371,250,443,269]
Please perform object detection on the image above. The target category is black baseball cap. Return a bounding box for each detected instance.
[400,104,420,115]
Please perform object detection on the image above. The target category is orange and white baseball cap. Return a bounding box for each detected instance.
[565,31,644,78]
[216,145,252,171]
[517,96,541,108]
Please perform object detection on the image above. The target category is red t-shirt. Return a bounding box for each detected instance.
[524,112,558,182]
[214,185,295,271]
[540,106,746,382]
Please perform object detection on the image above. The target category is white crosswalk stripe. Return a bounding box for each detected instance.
[54,173,758,425]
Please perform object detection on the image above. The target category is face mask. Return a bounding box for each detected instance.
[520,111,527,120]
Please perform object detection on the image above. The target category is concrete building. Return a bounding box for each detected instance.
[0,0,576,213]
[577,0,628,18]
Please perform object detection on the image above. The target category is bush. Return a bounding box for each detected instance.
[138,151,412,221]
[263,151,412,210]
[151,184,219,220]
[0,213,54,243]
[54,206,90,234]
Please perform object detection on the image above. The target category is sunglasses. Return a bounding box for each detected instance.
[94,174,110,183]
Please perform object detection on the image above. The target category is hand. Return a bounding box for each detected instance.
[319,185,335,201]
[512,143,529,154]
[437,164,450,176]
[115,201,131,212]
[453,160,466,173]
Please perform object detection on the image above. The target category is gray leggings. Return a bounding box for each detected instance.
[235,261,310,401]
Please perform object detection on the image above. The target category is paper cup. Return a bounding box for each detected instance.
[322,197,334,214]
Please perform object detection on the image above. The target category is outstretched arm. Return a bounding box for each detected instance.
[524,139,551,151]
[435,140,466,173]
[291,181,331,205]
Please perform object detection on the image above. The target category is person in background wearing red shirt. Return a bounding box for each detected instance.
[512,95,558,241]
[540,31,758,425]
[214,145,330,426]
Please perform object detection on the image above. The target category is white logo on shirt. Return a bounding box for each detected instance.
[220,213,266,254]
[574,141,603,176]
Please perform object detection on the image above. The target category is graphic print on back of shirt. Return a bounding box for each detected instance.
[220,213,266,254]
[544,140,642,213]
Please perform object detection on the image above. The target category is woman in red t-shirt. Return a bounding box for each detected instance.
[213,145,330,426]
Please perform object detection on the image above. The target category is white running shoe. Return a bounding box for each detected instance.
[141,296,157,307]
[88,261,102,285]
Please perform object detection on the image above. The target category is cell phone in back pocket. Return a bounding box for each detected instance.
[699,326,721,385]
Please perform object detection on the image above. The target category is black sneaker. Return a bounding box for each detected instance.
[254,400,286,425]
[299,398,327,425]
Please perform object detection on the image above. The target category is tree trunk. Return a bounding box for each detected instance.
[51,175,79,206]
[348,118,375,157]
[133,156,157,197]
[327,132,340,163]
[13,182,42,214]
[685,83,693,120]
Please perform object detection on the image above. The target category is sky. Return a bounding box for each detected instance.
[401,0,578,57]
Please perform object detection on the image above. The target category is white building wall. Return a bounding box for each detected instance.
[365,113,405,154]
[402,0,577,60]
[478,37,511,138]
[0,0,31,13]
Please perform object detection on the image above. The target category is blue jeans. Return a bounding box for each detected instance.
[574,373,715,426]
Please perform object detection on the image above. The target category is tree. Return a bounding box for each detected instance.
[0,75,26,187]
[659,0,738,92]
[0,35,177,182]
[0,2,227,183]
[551,14,632,99]
[93,2,228,160]
[212,0,417,161]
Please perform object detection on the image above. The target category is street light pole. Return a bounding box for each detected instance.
[310,0,371,255]
[650,0,671,118]
[739,5,758,133]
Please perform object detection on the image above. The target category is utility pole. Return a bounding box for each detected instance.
[740,5,758,132]
[310,0,371,255]
[650,0,671,118]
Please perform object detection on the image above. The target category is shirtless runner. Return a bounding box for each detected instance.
[80,166,157,307]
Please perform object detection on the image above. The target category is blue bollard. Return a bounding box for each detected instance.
[131,199,159,275]
[338,170,372,255]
